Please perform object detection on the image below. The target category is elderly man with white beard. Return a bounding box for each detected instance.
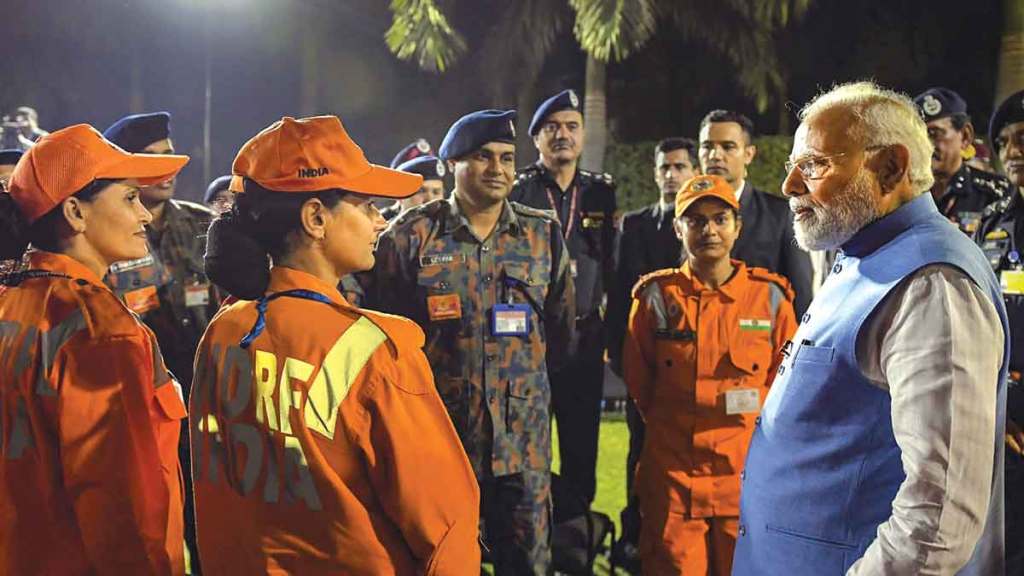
[732,81,1010,576]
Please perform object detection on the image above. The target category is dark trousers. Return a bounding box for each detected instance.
[1008,447,1024,576]
[550,316,605,504]
[619,399,645,547]
[481,470,552,576]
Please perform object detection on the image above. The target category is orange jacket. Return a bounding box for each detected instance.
[190,266,480,575]
[0,251,186,575]
[623,260,797,518]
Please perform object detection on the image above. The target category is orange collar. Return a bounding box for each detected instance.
[680,259,747,301]
[28,250,107,287]
[266,266,349,307]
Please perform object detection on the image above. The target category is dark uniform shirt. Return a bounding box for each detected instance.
[105,198,217,387]
[938,163,1011,235]
[978,189,1024,422]
[510,162,616,320]
[366,197,575,478]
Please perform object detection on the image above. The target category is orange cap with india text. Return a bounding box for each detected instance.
[232,116,423,198]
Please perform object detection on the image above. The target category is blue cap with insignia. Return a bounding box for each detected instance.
[529,89,582,136]
[913,88,967,122]
[204,174,233,204]
[439,109,517,161]
[397,155,446,180]
[989,89,1024,153]
[0,149,23,166]
[389,138,432,168]
[102,111,172,153]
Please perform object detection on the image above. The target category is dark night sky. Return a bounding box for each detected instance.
[0,0,1007,201]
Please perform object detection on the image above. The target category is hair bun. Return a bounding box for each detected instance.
[0,193,30,260]
[204,211,270,300]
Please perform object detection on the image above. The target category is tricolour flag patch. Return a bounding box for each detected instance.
[739,318,771,331]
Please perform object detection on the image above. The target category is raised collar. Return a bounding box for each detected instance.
[841,193,939,258]
[440,195,521,238]
[680,259,747,302]
[28,250,106,287]
[266,266,349,308]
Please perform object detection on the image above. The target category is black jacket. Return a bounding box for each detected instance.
[734,182,813,316]
[606,201,680,371]
[936,163,1011,235]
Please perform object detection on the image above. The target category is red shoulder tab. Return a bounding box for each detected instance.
[746,266,795,302]
[631,268,677,299]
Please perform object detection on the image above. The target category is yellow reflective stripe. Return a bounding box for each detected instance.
[305,316,387,440]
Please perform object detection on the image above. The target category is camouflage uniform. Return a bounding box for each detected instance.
[105,197,215,574]
[367,196,575,575]
[510,162,617,507]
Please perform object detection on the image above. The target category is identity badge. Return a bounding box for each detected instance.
[492,304,531,337]
[185,283,210,307]
[427,294,462,321]
[725,388,760,415]
[1002,270,1024,295]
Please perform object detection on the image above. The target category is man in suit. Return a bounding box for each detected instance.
[607,137,698,572]
[698,110,813,316]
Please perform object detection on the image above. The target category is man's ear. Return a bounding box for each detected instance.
[299,198,328,240]
[61,197,88,233]
[744,144,757,166]
[872,144,910,193]
[960,122,976,153]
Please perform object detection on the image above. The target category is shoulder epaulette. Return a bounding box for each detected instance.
[392,198,445,227]
[514,165,542,186]
[631,268,677,299]
[747,266,795,302]
[971,169,1012,199]
[982,193,1014,219]
[359,309,426,353]
[62,279,140,339]
[580,169,615,187]
[509,201,557,221]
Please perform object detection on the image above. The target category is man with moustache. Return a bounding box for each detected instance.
[369,109,575,575]
[103,111,216,574]
[605,137,697,570]
[511,90,616,510]
[913,87,1010,235]
[978,89,1024,576]
[733,81,1009,575]
[698,110,813,316]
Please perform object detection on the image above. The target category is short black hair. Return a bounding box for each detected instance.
[699,110,756,143]
[654,137,698,163]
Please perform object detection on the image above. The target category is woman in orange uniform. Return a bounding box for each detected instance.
[623,174,798,575]
[191,116,481,575]
[0,125,189,575]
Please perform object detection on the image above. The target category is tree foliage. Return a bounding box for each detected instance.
[384,0,466,72]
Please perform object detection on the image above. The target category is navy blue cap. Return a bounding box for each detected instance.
[397,155,446,180]
[990,90,1024,153]
[439,109,517,161]
[103,111,172,153]
[389,138,432,168]
[204,175,234,204]
[0,149,23,166]
[913,88,967,122]
[528,89,581,136]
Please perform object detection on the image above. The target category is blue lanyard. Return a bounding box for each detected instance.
[239,289,334,349]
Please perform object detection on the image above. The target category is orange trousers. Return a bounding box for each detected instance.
[639,512,738,576]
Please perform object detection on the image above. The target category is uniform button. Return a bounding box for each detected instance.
[832,263,842,274]
[752,363,759,372]
[483,274,493,284]
[739,524,747,536]
[755,416,762,426]
[75,279,88,286]
[740,470,746,481]
[182,317,191,327]
[486,354,496,362]
[439,281,449,290]
[802,313,811,323]
[482,245,491,252]
[777,365,785,376]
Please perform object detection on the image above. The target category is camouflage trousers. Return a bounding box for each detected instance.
[480,470,552,575]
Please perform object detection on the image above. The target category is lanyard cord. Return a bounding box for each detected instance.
[239,289,334,349]
[545,183,578,240]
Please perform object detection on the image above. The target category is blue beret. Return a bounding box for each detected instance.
[103,111,172,153]
[528,89,581,136]
[397,155,446,180]
[990,90,1024,153]
[439,109,517,160]
[913,88,967,122]
[204,175,234,204]
[389,138,432,168]
[0,149,23,166]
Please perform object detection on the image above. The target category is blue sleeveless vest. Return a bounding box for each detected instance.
[732,194,1008,575]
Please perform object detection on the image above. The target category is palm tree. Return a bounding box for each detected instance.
[385,0,813,169]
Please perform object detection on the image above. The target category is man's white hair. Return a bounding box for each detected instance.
[799,81,934,193]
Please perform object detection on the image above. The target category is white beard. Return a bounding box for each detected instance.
[791,170,878,251]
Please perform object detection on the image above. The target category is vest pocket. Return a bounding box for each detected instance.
[794,344,835,364]
[762,524,855,573]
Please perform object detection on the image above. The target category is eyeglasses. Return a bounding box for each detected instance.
[785,145,886,180]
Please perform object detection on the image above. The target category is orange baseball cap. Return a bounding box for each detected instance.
[675,174,740,218]
[232,116,422,198]
[7,124,188,223]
